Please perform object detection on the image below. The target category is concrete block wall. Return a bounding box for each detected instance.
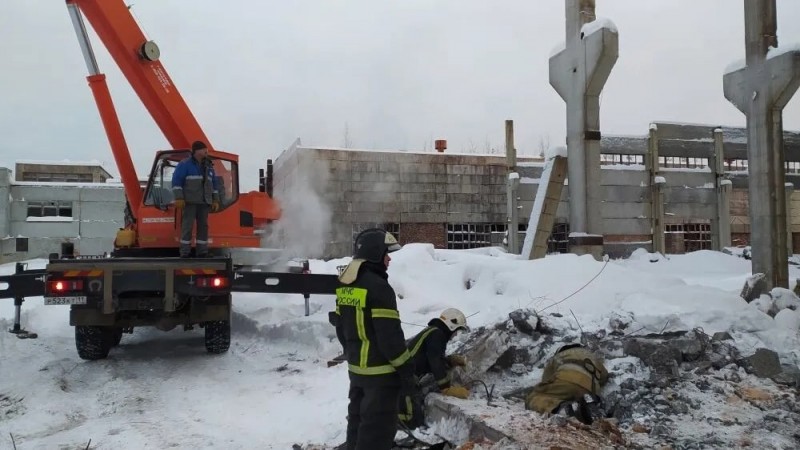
[273,142,734,259]
[0,169,10,239]
[273,145,536,258]
[270,122,800,259]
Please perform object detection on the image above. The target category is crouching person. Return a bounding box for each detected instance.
[524,343,609,425]
[398,308,471,430]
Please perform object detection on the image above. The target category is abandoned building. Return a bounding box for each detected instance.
[273,121,800,259]
[2,121,799,263]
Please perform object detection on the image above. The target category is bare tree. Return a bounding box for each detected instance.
[423,133,434,152]
[464,139,478,153]
[537,134,551,157]
[342,122,353,148]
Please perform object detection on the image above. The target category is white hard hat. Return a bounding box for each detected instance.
[438,308,468,332]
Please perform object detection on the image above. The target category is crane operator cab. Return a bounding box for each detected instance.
[144,150,237,211]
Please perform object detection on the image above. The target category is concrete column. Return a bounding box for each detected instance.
[0,168,10,240]
[711,128,732,250]
[723,0,800,289]
[506,120,520,253]
[647,125,666,254]
[549,0,618,260]
[786,182,794,256]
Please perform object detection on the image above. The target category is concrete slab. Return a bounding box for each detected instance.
[425,395,626,448]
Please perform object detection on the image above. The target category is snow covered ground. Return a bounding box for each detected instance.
[2,246,800,449]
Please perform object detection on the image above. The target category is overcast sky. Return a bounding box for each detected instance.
[2,0,800,188]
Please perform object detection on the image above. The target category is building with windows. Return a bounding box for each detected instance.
[274,122,800,259]
[0,163,125,264]
[14,160,114,183]
[3,121,799,263]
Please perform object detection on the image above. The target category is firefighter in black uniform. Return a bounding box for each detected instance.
[398,308,470,429]
[333,228,414,450]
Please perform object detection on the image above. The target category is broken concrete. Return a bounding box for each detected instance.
[740,273,768,303]
[742,348,783,379]
[425,395,630,449]
[403,313,800,449]
[508,309,539,336]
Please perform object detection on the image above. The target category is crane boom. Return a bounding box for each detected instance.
[64,0,280,254]
[66,0,212,152]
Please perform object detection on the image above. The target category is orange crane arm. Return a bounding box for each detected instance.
[67,0,212,153]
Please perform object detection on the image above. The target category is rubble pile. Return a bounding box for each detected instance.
[416,308,800,449]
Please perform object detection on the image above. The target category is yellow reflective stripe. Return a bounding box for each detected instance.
[336,287,367,308]
[356,307,369,368]
[372,308,400,320]
[348,364,396,375]
[408,327,436,358]
[398,395,414,421]
[389,349,411,368]
[335,305,340,314]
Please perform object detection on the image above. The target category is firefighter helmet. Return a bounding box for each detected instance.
[353,228,401,263]
[437,308,468,332]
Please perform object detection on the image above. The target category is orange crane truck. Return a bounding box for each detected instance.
[0,0,339,360]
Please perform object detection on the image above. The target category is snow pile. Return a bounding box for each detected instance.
[2,247,800,448]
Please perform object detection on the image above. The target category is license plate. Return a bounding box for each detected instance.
[44,296,88,305]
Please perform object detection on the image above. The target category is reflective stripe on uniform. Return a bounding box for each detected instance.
[372,308,400,320]
[408,327,436,358]
[398,395,414,421]
[389,349,411,367]
[407,327,449,385]
[356,307,369,368]
[348,363,396,375]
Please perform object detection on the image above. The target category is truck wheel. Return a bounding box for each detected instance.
[75,326,112,360]
[111,327,123,347]
[204,320,230,354]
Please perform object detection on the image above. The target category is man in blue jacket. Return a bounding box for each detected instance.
[171,140,220,257]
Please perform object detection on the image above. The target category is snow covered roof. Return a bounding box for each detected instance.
[15,159,107,167]
[14,159,115,178]
[10,180,124,188]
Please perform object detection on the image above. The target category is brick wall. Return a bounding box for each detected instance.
[604,234,652,243]
[730,189,749,217]
[731,233,750,247]
[401,223,446,248]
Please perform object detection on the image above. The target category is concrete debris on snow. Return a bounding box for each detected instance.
[391,305,800,449]
[5,248,800,449]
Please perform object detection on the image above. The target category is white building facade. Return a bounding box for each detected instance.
[0,167,125,263]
